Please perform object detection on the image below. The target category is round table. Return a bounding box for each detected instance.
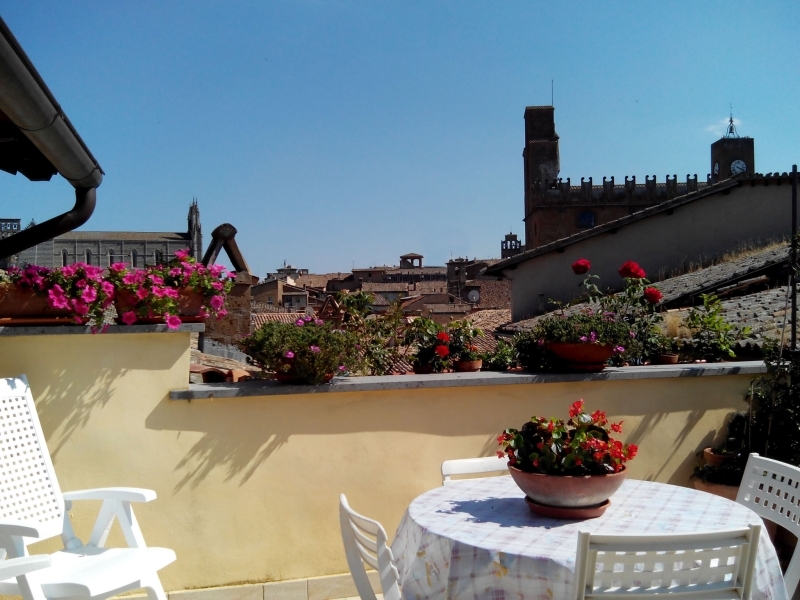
[390,476,787,600]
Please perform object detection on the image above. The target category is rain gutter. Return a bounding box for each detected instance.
[0,17,103,260]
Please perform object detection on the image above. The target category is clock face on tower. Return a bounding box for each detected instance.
[731,159,747,175]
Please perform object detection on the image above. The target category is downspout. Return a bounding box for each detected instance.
[0,17,103,260]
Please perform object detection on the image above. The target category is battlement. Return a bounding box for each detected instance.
[528,174,713,207]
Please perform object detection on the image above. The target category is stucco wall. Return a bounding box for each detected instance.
[508,183,790,321]
[0,332,754,591]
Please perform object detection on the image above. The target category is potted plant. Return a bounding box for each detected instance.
[404,316,452,374]
[497,399,638,518]
[447,320,484,372]
[480,339,517,371]
[107,249,233,329]
[684,294,751,362]
[1,263,114,327]
[239,316,360,385]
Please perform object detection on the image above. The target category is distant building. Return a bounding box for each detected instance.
[327,253,448,292]
[522,106,755,250]
[9,200,202,268]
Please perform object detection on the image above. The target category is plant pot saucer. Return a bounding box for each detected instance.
[524,496,610,519]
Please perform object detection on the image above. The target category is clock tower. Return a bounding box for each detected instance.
[710,111,754,181]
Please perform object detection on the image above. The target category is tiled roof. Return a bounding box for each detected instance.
[410,281,448,293]
[294,273,348,289]
[371,293,390,306]
[251,312,306,329]
[467,309,512,333]
[362,282,409,292]
[424,303,472,314]
[653,244,788,306]
[472,279,511,308]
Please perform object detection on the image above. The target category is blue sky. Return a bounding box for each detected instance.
[2,2,798,276]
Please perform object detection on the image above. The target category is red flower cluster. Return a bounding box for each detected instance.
[436,331,450,342]
[618,260,646,279]
[571,258,591,275]
[435,345,449,357]
[642,287,663,304]
[568,399,584,418]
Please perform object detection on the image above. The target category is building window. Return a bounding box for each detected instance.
[84,249,92,265]
[131,250,138,268]
[577,211,596,228]
[108,249,115,266]
[267,296,273,304]
[154,250,163,264]
[61,249,68,266]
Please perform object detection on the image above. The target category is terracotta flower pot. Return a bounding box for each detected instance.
[547,342,614,372]
[0,283,73,321]
[115,287,204,324]
[453,359,482,372]
[508,464,627,507]
[703,447,735,467]
[656,353,679,364]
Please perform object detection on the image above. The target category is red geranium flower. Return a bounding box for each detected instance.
[619,260,646,279]
[568,399,584,418]
[435,345,449,357]
[643,287,663,304]
[571,258,591,275]
[436,332,450,342]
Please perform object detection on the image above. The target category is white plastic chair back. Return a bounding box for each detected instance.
[737,453,800,597]
[339,494,401,600]
[441,455,509,485]
[0,376,65,544]
[574,525,761,600]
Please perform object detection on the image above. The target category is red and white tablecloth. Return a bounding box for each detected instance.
[391,477,787,600]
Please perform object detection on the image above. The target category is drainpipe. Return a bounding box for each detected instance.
[0,17,103,260]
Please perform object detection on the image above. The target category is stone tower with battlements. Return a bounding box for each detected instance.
[188,199,202,259]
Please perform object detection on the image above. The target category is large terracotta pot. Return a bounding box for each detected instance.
[0,284,73,320]
[508,464,627,507]
[115,287,205,324]
[547,342,614,372]
[453,359,482,372]
[703,447,735,467]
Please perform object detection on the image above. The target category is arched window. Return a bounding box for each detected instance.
[131,250,138,268]
[84,249,92,265]
[154,250,163,264]
[108,249,114,266]
[61,249,68,266]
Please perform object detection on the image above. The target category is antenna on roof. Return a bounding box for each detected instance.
[551,79,554,106]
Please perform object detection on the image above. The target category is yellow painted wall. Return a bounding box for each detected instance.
[0,333,752,590]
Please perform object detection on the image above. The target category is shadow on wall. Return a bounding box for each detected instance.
[144,379,747,493]
[34,366,128,460]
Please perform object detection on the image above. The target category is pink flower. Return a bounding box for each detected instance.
[75,279,87,289]
[81,286,98,303]
[212,282,223,291]
[284,351,295,359]
[123,272,141,285]
[169,268,182,277]
[314,319,324,325]
[109,262,127,272]
[210,264,225,277]
[174,248,190,261]
[149,274,164,285]
[228,272,236,279]
[101,281,115,296]
[338,365,346,371]
[216,308,227,318]
[164,287,179,299]
[209,295,224,310]
[71,299,90,316]
[136,287,149,300]
[310,345,320,353]
[151,286,166,298]
[614,346,626,353]
[165,315,182,330]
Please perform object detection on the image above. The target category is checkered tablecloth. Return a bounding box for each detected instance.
[391,477,787,600]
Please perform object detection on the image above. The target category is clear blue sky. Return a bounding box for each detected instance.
[2,2,798,277]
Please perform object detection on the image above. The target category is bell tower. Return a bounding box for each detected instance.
[711,109,754,181]
[523,106,560,249]
[187,199,202,258]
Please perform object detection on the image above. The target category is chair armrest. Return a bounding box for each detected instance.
[0,520,42,538]
[0,555,51,580]
[63,487,157,503]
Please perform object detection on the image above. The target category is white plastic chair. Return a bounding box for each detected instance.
[441,455,509,485]
[574,524,761,600]
[736,452,800,598]
[0,554,51,600]
[338,494,400,600]
[0,376,175,600]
